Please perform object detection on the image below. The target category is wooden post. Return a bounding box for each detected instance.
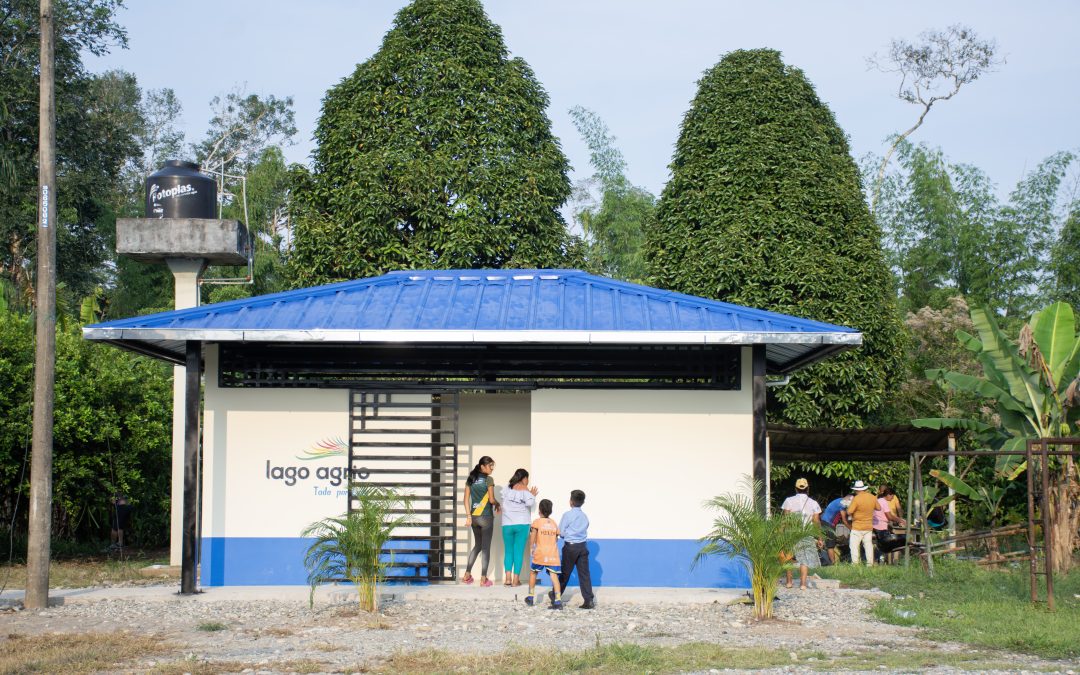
[1040,440,1054,611]
[180,341,202,594]
[751,346,767,515]
[904,453,915,568]
[916,458,934,577]
[25,0,57,611]
[1026,439,1039,603]
[947,433,957,541]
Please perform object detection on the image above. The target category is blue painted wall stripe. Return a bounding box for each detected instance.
[201,537,750,588]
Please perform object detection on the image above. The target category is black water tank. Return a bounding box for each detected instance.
[145,160,217,219]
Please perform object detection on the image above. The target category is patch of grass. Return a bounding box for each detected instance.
[150,658,329,674]
[195,621,228,632]
[0,631,166,674]
[0,553,172,590]
[818,559,1080,659]
[371,642,1031,673]
[310,641,345,652]
[259,626,298,638]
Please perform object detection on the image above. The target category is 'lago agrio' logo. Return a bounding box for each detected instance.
[296,437,348,461]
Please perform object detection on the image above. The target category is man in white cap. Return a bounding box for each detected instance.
[847,480,881,565]
[781,477,822,589]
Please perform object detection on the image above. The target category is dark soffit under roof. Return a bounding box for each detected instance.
[767,424,953,463]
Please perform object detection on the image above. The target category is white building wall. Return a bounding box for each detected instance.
[456,393,531,581]
[202,345,353,539]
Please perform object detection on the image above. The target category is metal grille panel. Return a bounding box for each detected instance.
[349,390,459,582]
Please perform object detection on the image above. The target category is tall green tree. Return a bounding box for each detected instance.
[646,49,904,428]
[1051,208,1080,309]
[0,0,137,308]
[288,0,575,285]
[873,143,1075,317]
[867,24,1001,213]
[568,106,653,282]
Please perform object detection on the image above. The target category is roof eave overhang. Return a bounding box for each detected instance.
[83,328,862,373]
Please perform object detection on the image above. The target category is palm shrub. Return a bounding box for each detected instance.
[301,485,408,612]
[694,477,819,620]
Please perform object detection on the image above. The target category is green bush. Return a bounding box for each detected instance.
[0,309,172,550]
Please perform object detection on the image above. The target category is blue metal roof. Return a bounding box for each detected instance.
[84,269,860,370]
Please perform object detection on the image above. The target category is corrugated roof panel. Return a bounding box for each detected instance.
[506,279,533,330]
[562,282,586,330]
[589,283,616,330]
[476,280,507,328]
[646,297,676,331]
[413,280,452,328]
[386,282,424,329]
[305,291,341,329]
[446,280,482,329]
[534,280,562,329]
[618,293,648,330]
[676,303,705,330]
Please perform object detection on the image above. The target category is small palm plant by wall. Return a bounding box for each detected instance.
[694,477,820,620]
[302,485,408,612]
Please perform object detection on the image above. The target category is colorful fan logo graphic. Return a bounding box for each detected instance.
[296,437,348,461]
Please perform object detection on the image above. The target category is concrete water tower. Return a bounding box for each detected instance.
[116,160,249,569]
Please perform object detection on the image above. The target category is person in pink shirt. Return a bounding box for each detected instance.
[873,485,906,562]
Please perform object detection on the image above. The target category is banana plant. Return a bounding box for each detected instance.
[915,301,1080,571]
[929,469,1011,528]
[914,302,1080,477]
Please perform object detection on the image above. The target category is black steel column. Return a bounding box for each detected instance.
[181,340,201,594]
[752,345,767,514]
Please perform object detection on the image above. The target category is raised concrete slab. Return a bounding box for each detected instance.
[1,583,748,608]
[117,218,249,265]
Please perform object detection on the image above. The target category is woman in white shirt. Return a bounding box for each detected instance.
[500,468,538,586]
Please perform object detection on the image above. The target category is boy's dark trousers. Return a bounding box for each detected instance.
[557,541,594,604]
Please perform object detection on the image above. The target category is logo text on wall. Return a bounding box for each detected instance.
[263,437,367,498]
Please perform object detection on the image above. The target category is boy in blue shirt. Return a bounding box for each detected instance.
[552,489,595,609]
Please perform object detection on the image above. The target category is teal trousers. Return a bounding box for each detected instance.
[502,524,530,575]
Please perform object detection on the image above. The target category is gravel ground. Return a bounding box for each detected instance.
[1,584,1076,673]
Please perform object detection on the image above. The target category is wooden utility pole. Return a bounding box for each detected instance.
[26,0,57,610]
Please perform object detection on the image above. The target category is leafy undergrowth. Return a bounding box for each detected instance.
[372,642,1029,673]
[818,559,1080,659]
[0,632,167,674]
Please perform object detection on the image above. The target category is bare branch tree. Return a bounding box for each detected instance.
[868,24,1003,213]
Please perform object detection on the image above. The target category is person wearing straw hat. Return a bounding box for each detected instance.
[846,480,881,565]
[780,478,822,589]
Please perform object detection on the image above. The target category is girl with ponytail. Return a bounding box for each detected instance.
[462,456,499,586]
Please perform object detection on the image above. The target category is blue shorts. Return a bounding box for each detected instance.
[531,562,560,575]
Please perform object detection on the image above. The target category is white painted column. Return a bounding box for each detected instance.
[166,258,207,566]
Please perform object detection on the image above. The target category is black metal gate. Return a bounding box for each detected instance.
[348,390,459,582]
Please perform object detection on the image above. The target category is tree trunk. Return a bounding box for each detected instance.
[1048,457,1079,574]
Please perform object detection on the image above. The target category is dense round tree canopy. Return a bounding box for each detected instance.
[646,49,904,428]
[288,0,575,285]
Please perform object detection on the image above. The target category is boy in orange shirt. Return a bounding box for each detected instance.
[524,499,563,609]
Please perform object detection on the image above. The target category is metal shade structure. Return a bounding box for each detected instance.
[84,269,861,374]
[767,424,952,463]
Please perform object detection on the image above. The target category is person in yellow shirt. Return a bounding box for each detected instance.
[846,480,881,565]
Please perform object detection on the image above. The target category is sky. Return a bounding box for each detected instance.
[88,1,1080,203]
